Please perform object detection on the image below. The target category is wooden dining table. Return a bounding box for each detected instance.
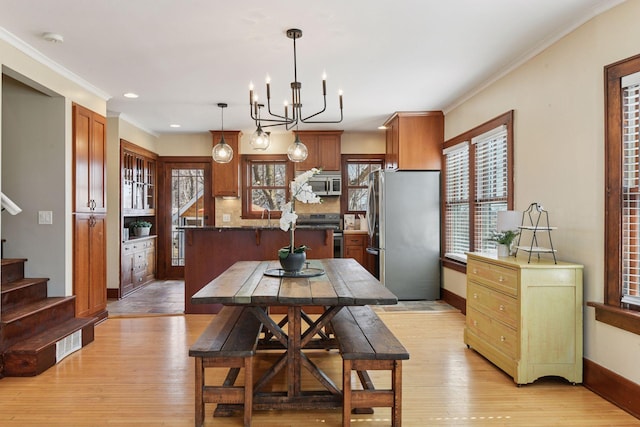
[190,258,398,412]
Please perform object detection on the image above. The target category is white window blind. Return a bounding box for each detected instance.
[444,142,469,260]
[474,126,508,253]
[622,82,640,306]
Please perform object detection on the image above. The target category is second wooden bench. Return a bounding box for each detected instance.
[189,306,263,427]
[331,305,410,427]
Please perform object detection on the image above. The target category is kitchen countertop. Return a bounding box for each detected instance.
[178,225,336,230]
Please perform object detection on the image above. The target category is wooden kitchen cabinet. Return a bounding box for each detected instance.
[73,104,107,213]
[121,237,156,296]
[294,130,343,172]
[73,104,107,320]
[121,140,157,215]
[73,214,107,319]
[211,130,241,197]
[464,252,583,385]
[343,231,376,276]
[384,111,443,170]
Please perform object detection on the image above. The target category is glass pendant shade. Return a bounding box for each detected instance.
[287,135,308,162]
[250,125,270,150]
[212,102,233,163]
[212,136,233,163]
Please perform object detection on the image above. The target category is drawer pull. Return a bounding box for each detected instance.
[473,293,478,299]
[472,268,478,274]
[499,305,505,311]
[473,320,478,326]
[498,276,505,282]
[500,336,506,342]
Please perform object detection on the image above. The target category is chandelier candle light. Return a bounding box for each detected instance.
[249,28,344,162]
[278,168,322,272]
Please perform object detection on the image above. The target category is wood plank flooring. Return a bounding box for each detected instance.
[0,311,637,426]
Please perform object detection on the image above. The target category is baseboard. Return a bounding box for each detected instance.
[441,288,466,315]
[583,358,640,419]
[106,288,120,300]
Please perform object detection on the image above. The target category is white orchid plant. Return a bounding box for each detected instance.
[278,167,322,259]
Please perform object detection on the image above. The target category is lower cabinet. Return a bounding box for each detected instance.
[73,214,107,319]
[121,237,156,296]
[343,232,376,276]
[464,252,583,385]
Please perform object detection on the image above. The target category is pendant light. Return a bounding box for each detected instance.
[250,103,271,150]
[287,131,308,162]
[212,103,233,163]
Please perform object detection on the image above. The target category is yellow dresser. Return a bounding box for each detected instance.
[464,252,583,385]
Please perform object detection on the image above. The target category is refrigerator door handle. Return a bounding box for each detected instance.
[366,177,376,240]
[366,247,379,255]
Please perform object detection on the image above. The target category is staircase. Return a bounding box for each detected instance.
[0,258,97,377]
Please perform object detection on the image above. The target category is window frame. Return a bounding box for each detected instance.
[340,154,385,216]
[441,110,514,273]
[241,154,294,219]
[593,53,640,335]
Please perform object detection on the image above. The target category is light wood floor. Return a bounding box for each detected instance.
[0,311,638,426]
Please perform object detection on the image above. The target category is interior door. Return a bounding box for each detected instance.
[159,159,212,279]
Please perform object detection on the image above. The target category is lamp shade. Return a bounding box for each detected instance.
[287,134,308,162]
[212,136,233,163]
[250,125,270,150]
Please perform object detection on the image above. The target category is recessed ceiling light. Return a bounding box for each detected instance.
[170,124,181,128]
[123,92,139,99]
[42,32,64,43]
[378,125,387,130]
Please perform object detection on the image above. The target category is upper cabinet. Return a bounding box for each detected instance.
[294,130,343,172]
[73,104,107,214]
[211,130,241,197]
[384,111,443,170]
[121,139,158,215]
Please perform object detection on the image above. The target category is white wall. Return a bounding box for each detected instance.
[443,0,640,384]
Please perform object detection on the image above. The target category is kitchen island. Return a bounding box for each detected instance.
[182,226,334,313]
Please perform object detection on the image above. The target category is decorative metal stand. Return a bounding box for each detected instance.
[514,202,557,264]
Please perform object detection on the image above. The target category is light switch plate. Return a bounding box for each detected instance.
[38,210,53,224]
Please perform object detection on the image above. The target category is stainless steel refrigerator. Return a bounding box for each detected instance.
[366,169,440,300]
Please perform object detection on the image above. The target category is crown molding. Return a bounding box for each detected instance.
[0,26,111,101]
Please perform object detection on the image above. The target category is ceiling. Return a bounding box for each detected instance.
[0,0,623,135]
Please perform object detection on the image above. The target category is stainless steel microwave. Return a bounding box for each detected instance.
[307,173,342,196]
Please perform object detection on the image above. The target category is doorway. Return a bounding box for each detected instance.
[158,159,212,279]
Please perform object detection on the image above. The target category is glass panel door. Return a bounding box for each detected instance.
[171,168,205,266]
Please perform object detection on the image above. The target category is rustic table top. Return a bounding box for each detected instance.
[191,258,398,307]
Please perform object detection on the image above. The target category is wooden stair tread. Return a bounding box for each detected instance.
[6,317,96,354]
[1,258,28,266]
[1,296,74,323]
[1,277,49,293]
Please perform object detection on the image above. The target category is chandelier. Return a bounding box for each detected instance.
[249,28,344,161]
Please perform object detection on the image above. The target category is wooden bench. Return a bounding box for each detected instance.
[331,305,410,427]
[189,306,263,427]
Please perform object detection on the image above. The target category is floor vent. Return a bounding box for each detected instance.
[56,330,82,363]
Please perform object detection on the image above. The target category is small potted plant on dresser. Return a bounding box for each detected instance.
[130,220,152,237]
[489,229,519,257]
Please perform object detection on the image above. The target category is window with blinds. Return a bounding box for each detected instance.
[474,126,509,253]
[444,143,470,261]
[442,111,513,264]
[622,80,640,306]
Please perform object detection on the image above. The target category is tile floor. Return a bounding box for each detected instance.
[107,279,458,316]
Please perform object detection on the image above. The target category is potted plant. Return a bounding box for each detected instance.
[488,229,519,257]
[278,168,322,273]
[130,220,152,237]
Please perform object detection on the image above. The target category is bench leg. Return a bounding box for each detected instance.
[244,355,253,427]
[195,357,204,427]
[342,359,352,427]
[392,360,402,427]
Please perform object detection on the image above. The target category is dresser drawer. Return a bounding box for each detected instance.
[467,281,518,329]
[467,259,518,296]
[466,306,518,359]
